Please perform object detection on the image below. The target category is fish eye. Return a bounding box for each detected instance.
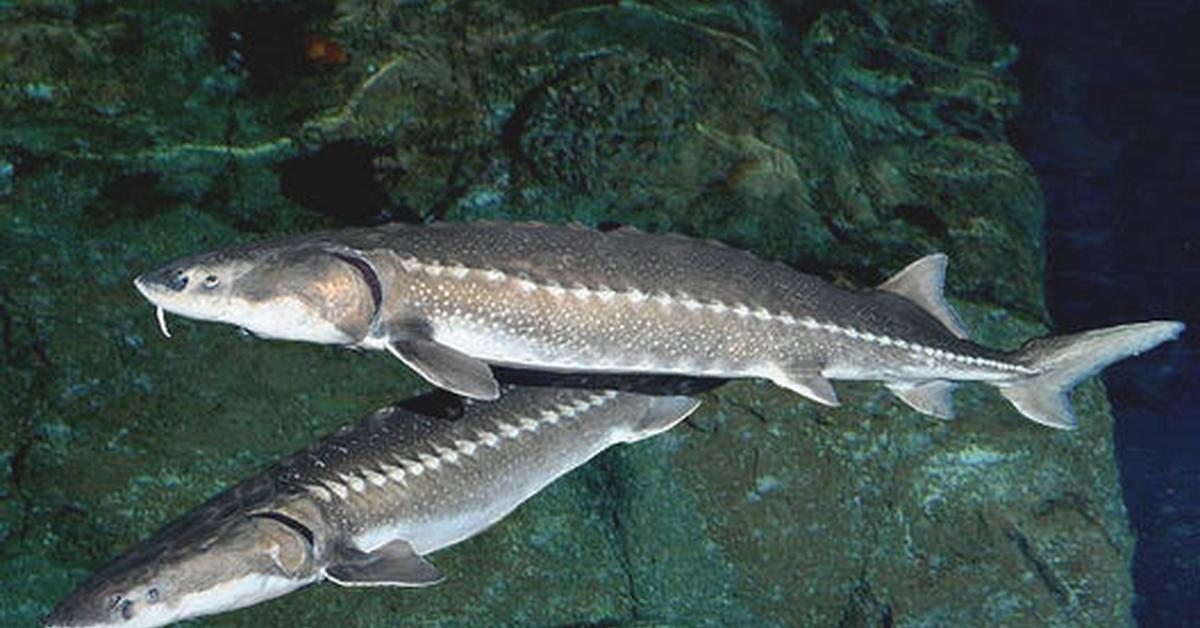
[146,587,159,603]
[203,274,220,288]
[107,594,123,610]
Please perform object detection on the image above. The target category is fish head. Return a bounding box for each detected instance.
[43,508,322,628]
[133,241,381,344]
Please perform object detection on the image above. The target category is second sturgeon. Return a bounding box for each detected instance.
[43,387,699,627]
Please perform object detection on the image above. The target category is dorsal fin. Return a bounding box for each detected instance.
[877,254,970,340]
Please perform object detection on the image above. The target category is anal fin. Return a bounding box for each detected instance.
[386,335,500,401]
[887,380,957,419]
[326,539,444,588]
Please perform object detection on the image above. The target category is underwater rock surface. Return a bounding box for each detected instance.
[1,1,1131,625]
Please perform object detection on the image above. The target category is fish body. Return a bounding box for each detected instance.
[134,221,1184,428]
[43,387,699,627]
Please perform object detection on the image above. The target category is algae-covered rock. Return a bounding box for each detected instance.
[1,1,1132,625]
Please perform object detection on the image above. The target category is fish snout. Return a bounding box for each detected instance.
[41,602,86,628]
[134,268,189,299]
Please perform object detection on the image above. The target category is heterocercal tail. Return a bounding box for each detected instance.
[997,320,1185,429]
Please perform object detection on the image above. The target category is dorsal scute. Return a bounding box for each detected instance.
[877,253,970,340]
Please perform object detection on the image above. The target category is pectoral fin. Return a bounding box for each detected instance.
[386,336,500,401]
[325,540,444,588]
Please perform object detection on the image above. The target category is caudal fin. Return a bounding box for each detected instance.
[998,321,1184,429]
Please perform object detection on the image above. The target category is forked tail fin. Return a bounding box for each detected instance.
[998,321,1184,429]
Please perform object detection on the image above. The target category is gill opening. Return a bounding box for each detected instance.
[250,512,316,547]
[331,252,383,326]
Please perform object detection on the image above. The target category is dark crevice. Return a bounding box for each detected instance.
[426,148,476,223]
[934,97,1001,142]
[0,291,13,367]
[838,577,894,628]
[1036,493,1121,554]
[0,287,56,543]
[197,161,262,234]
[7,435,43,541]
[819,213,853,245]
[726,399,771,424]
[500,54,613,184]
[609,504,642,620]
[1005,524,1070,605]
[594,456,643,623]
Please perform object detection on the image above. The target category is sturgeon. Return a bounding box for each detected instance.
[43,387,699,627]
[133,221,1183,429]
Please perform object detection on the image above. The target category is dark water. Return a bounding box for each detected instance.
[987,1,1200,624]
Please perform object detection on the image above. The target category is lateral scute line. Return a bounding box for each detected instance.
[396,257,1035,375]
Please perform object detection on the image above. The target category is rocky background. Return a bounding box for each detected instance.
[1,1,1135,625]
